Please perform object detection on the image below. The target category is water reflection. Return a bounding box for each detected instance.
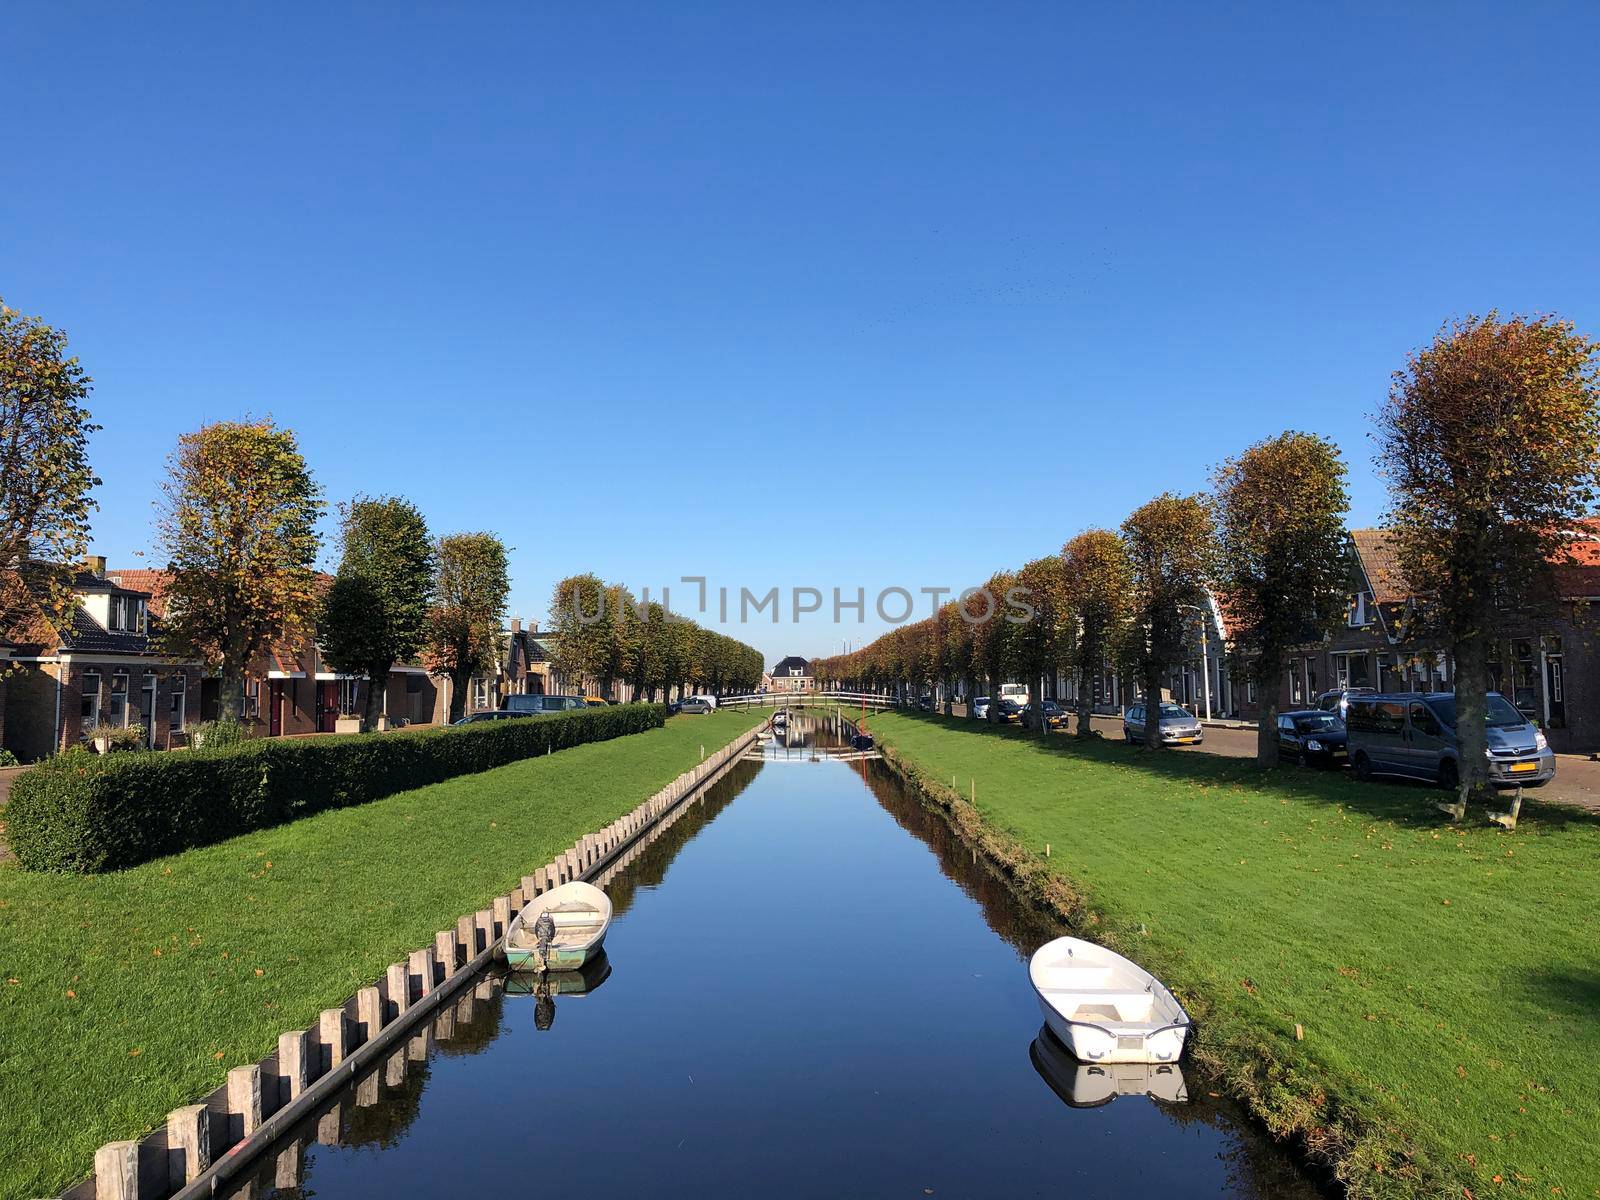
[1031,1027,1189,1108]
[221,742,1327,1200]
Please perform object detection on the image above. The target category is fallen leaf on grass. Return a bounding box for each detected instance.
[128,1048,141,1056]
[214,1051,225,1060]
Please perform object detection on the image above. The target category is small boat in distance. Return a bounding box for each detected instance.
[503,881,613,972]
[1029,936,1189,1064]
[1029,1028,1188,1108]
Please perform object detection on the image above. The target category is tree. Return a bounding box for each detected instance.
[1062,530,1133,737]
[970,570,1018,723]
[155,419,323,716]
[1213,432,1351,767]
[1122,494,1218,748]
[1014,555,1070,733]
[424,533,510,722]
[319,496,435,731]
[547,574,613,697]
[1376,313,1600,818]
[0,301,99,640]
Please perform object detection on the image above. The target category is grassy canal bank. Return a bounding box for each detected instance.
[867,711,1599,1200]
[0,709,762,1200]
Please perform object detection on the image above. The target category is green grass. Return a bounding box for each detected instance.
[0,709,760,1199]
[868,712,1600,1200]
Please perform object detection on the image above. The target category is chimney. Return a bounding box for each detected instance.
[87,555,107,578]
[510,617,522,634]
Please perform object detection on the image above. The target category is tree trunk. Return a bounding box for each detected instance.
[448,667,470,722]
[1075,662,1094,738]
[1142,662,1162,749]
[221,668,246,723]
[362,668,388,732]
[1254,653,1280,769]
[1453,633,1491,816]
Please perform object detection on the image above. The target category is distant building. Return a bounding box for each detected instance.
[769,655,812,694]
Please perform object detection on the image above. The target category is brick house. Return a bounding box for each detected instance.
[769,656,812,694]
[1,559,208,761]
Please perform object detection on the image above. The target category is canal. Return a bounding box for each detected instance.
[228,717,1324,1199]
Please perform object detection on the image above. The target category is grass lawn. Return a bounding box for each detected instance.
[868,711,1599,1200]
[0,709,760,1200]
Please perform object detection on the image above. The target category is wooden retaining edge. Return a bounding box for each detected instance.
[71,724,763,1200]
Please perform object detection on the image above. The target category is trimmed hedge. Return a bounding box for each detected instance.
[6,704,667,873]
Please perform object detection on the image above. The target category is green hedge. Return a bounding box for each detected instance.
[6,704,667,873]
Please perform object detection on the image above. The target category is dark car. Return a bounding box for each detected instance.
[675,697,714,715]
[1276,709,1347,766]
[996,698,1025,724]
[1022,700,1070,730]
[451,709,531,725]
[917,695,936,712]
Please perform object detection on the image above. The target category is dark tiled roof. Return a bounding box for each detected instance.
[771,655,810,675]
[66,607,153,655]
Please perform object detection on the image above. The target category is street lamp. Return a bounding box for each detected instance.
[1178,602,1211,721]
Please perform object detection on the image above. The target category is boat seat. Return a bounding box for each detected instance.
[1034,965,1114,989]
[1040,988,1155,1022]
[548,911,601,928]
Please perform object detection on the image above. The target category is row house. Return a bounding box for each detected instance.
[1222,528,1600,754]
[1,559,210,761]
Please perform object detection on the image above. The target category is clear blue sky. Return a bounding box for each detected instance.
[5,2,1598,667]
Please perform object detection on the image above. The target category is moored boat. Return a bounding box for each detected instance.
[503,881,613,972]
[1028,936,1189,1064]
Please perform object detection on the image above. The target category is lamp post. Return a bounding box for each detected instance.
[1178,602,1211,721]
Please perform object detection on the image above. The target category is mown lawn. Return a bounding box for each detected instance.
[0,709,760,1199]
[869,711,1600,1200]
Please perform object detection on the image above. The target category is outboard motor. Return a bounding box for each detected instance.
[532,909,556,970]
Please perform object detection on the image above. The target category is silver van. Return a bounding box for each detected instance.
[1344,692,1554,789]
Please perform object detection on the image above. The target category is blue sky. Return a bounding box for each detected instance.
[5,2,1598,667]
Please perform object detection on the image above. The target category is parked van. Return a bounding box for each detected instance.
[504,694,587,716]
[1344,692,1554,789]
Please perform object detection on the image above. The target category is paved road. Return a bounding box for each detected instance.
[1084,713,1600,814]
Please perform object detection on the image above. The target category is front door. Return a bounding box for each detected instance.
[317,682,340,733]
[1546,655,1566,728]
[268,681,284,737]
[140,677,158,748]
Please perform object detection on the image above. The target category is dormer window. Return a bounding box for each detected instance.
[1348,593,1369,628]
[109,594,127,630]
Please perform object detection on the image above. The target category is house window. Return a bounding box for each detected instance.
[338,678,360,715]
[1246,679,1256,704]
[171,674,187,730]
[405,674,423,694]
[244,679,260,718]
[134,599,148,634]
[109,595,126,630]
[81,671,102,726]
[108,671,129,725]
[1348,593,1369,628]
[473,679,489,710]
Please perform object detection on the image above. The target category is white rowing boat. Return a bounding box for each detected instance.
[1028,936,1189,1064]
[503,881,612,972]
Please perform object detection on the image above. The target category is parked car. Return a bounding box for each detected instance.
[583,696,612,707]
[1276,709,1347,767]
[675,696,714,715]
[1022,699,1070,729]
[503,694,587,716]
[1315,687,1377,719]
[690,694,719,710]
[1122,702,1204,745]
[971,696,992,720]
[452,710,531,725]
[917,695,936,712]
[1344,691,1554,788]
[996,698,1025,724]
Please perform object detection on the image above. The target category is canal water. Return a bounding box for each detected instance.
[237,718,1323,1199]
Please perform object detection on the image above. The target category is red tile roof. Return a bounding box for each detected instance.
[1349,529,1408,605]
[107,568,173,616]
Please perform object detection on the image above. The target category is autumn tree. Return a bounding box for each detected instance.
[968,570,1019,722]
[1377,313,1600,818]
[1213,432,1351,767]
[1122,494,1218,748]
[424,532,510,721]
[547,574,614,697]
[1062,530,1133,737]
[0,301,99,640]
[319,495,435,731]
[155,419,323,717]
[1014,555,1070,733]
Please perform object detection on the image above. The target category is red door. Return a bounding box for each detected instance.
[268,681,284,737]
[318,682,340,732]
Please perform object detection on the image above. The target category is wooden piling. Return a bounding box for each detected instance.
[383,1048,405,1088]
[475,908,493,952]
[408,946,436,998]
[273,1137,303,1191]
[94,1140,139,1200]
[385,960,410,1017]
[167,1103,211,1187]
[356,985,383,1043]
[356,1068,380,1107]
[316,1100,343,1147]
[277,1029,309,1104]
[228,1063,263,1140]
[319,1007,350,1070]
[521,872,539,898]
[435,929,459,978]
[492,895,512,940]
[456,913,476,957]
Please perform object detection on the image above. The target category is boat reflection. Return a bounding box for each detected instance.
[1030,1026,1189,1109]
[504,953,614,1030]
